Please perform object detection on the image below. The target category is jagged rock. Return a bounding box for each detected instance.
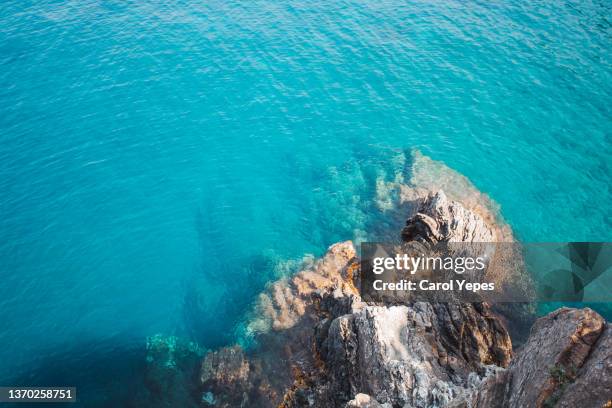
[195,182,607,408]
[468,308,610,408]
[399,190,535,343]
[297,301,512,408]
[508,308,604,407]
[401,191,496,244]
[197,242,359,408]
[197,189,522,408]
[555,324,611,408]
[399,150,512,243]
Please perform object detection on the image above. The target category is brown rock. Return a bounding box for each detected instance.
[469,308,609,408]
[555,324,612,408]
[200,346,249,387]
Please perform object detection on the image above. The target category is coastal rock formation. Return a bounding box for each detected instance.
[197,241,360,408]
[394,150,514,244]
[198,188,512,407]
[463,307,611,408]
[248,240,359,333]
[195,185,609,408]
[290,300,512,407]
[401,190,495,244]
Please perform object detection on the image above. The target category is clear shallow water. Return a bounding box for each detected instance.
[0,0,610,405]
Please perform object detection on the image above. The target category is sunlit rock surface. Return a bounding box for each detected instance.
[401,190,496,244]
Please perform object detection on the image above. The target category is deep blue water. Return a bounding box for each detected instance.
[0,0,610,405]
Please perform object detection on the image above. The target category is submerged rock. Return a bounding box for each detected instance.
[199,346,254,407]
[140,334,204,408]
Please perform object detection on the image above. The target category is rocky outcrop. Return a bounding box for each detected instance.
[195,186,609,408]
[401,191,496,244]
[291,300,512,407]
[197,188,517,407]
[197,241,359,408]
[464,307,611,408]
[556,323,611,408]
[399,191,535,343]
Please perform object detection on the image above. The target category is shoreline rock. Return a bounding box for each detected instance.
[168,175,609,408]
[459,307,610,408]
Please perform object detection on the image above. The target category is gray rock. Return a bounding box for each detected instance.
[468,307,610,408]
[401,191,495,244]
[302,300,511,408]
[555,324,611,408]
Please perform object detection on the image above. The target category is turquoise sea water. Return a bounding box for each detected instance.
[0,0,610,405]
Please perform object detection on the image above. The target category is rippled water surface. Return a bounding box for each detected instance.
[0,0,610,404]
